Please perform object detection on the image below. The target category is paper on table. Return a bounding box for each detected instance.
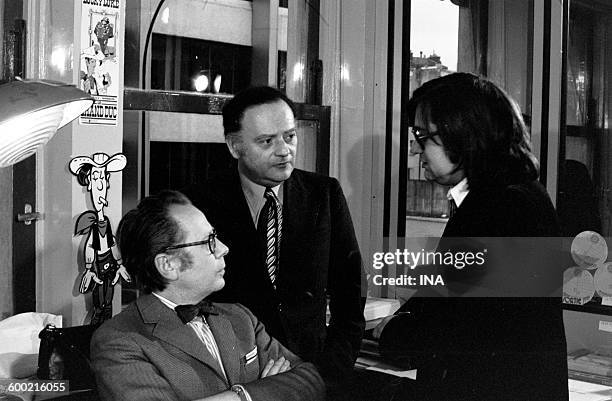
[568,379,612,401]
[357,356,417,379]
[366,366,417,379]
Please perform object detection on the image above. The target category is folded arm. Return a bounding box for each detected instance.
[235,304,326,401]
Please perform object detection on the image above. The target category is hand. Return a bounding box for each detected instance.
[260,356,291,378]
[112,265,131,285]
[79,269,102,293]
[372,315,396,339]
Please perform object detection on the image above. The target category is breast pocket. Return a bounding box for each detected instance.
[240,347,259,380]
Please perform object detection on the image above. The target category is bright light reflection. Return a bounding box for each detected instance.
[340,64,350,81]
[213,75,222,93]
[194,74,209,92]
[161,7,170,24]
[292,62,304,82]
[51,47,67,75]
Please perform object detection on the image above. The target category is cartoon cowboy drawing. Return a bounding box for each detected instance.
[69,152,131,325]
[80,46,110,95]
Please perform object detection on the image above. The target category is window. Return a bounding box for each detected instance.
[559,0,612,239]
[406,0,459,219]
[406,0,534,220]
[151,34,252,94]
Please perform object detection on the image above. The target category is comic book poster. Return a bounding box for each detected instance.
[79,0,120,126]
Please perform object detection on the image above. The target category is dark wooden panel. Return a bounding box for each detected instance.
[124,88,232,114]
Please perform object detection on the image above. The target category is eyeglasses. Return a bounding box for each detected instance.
[411,127,439,147]
[163,229,217,254]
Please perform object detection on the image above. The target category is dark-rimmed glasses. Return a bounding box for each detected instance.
[163,230,217,254]
[411,127,439,147]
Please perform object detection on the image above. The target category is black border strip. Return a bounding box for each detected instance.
[141,0,167,199]
[383,0,395,239]
[396,0,411,239]
[539,0,551,186]
[557,0,569,194]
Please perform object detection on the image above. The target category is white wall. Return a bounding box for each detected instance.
[150,0,287,51]
[29,0,125,326]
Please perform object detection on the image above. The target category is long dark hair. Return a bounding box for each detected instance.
[408,73,539,191]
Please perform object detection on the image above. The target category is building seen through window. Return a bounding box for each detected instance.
[406,0,458,218]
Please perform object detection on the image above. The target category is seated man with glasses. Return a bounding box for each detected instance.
[90,190,324,401]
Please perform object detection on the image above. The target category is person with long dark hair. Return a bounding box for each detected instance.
[374,73,568,401]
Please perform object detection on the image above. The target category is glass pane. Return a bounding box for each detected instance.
[149,142,236,194]
[151,34,251,94]
[407,0,460,220]
[407,0,534,222]
[559,1,611,240]
[559,0,612,313]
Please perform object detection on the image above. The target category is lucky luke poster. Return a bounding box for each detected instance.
[79,0,120,126]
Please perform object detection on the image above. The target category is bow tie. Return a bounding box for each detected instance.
[175,299,218,324]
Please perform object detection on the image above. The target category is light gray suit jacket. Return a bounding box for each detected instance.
[90,294,325,401]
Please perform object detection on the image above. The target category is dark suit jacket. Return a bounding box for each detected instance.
[90,294,325,401]
[380,180,569,401]
[184,169,365,381]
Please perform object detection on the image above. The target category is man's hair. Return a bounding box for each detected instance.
[408,72,539,190]
[116,190,191,293]
[222,86,296,136]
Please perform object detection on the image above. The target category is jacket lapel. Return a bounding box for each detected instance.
[137,295,229,384]
[207,313,240,385]
[281,171,319,279]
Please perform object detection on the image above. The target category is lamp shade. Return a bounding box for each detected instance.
[0,79,93,168]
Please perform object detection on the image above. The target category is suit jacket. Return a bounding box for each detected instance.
[380,180,569,401]
[90,294,325,401]
[184,169,365,381]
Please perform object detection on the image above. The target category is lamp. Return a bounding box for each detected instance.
[0,78,93,168]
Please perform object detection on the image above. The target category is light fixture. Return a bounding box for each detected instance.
[213,74,222,93]
[193,71,209,92]
[0,78,93,168]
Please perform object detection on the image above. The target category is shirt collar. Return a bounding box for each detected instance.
[238,172,283,225]
[152,292,178,310]
[238,173,281,200]
[447,177,470,207]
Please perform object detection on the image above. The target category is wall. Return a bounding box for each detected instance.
[0,166,12,319]
[319,0,390,297]
[150,0,287,49]
[28,0,125,326]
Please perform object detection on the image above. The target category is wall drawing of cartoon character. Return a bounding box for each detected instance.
[94,16,115,57]
[80,46,111,95]
[69,152,131,325]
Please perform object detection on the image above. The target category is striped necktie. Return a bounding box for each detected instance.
[257,188,282,286]
[449,198,458,218]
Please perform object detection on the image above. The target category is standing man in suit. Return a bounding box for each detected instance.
[373,73,568,400]
[184,87,365,388]
[91,190,324,401]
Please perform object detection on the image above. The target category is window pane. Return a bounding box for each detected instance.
[559,1,612,239]
[151,34,251,94]
[407,0,534,221]
[407,0,460,219]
